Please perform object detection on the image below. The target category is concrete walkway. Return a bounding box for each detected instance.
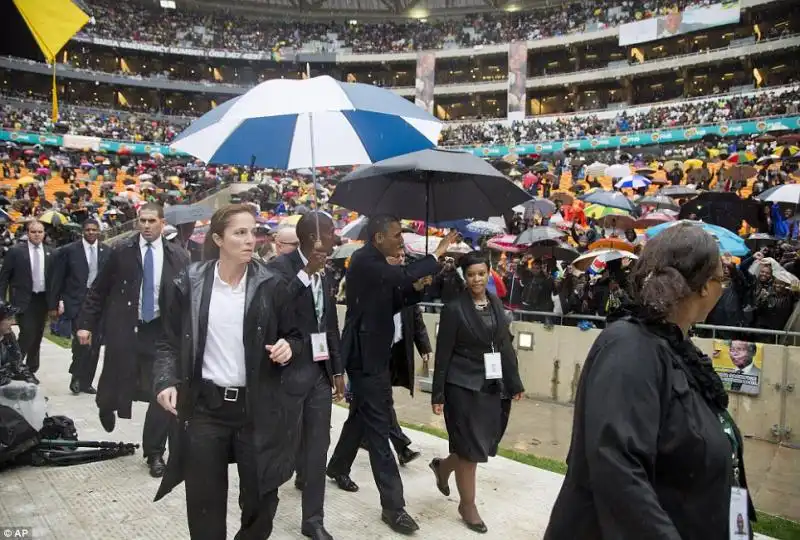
[0,340,776,539]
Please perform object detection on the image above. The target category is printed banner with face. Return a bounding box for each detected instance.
[414,52,436,115]
[619,2,741,46]
[507,41,528,122]
[712,339,763,395]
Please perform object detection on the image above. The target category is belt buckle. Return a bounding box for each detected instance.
[223,387,239,402]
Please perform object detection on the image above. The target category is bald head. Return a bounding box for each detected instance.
[296,211,337,256]
[275,227,299,255]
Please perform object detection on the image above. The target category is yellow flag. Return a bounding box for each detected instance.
[13,0,89,61]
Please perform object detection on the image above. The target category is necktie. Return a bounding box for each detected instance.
[142,243,155,322]
[312,273,324,323]
[31,245,42,292]
[88,245,98,286]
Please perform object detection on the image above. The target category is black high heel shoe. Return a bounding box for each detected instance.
[428,458,450,496]
[462,519,488,534]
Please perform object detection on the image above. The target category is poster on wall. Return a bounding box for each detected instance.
[712,339,763,395]
[414,51,436,115]
[507,41,528,122]
[619,2,741,46]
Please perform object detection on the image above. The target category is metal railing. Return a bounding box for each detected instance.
[415,302,800,346]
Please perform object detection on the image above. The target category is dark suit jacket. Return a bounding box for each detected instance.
[47,240,110,320]
[432,290,524,404]
[341,242,438,374]
[0,242,54,312]
[391,303,432,396]
[78,234,190,417]
[266,249,343,387]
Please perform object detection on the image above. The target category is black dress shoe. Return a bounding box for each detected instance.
[69,377,80,395]
[301,524,334,540]
[428,458,450,496]
[381,509,419,535]
[147,455,166,478]
[398,447,420,466]
[463,519,488,534]
[82,385,97,395]
[325,471,359,492]
[98,409,116,433]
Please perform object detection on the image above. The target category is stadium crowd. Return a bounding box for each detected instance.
[80,0,714,54]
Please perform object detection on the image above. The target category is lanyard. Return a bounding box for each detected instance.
[311,273,324,330]
[718,409,741,487]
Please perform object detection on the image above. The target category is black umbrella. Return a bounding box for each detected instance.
[745,233,780,251]
[529,242,579,263]
[678,192,763,233]
[328,148,531,223]
[578,190,636,212]
[514,226,566,245]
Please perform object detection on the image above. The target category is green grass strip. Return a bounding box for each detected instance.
[44,330,72,349]
[399,420,800,539]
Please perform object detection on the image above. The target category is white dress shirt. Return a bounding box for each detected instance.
[202,263,247,387]
[139,235,164,320]
[83,239,98,287]
[28,242,46,293]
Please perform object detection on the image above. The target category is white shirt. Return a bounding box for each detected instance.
[392,312,403,345]
[296,249,312,287]
[202,263,247,387]
[83,239,98,286]
[139,235,164,320]
[28,242,46,293]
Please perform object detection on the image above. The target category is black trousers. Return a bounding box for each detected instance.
[138,320,178,459]
[361,390,412,454]
[69,317,101,389]
[18,292,47,373]
[328,368,405,511]
[184,391,279,540]
[294,372,333,529]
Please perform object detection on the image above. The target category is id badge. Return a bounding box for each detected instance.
[484,352,503,380]
[729,487,750,538]
[311,333,329,362]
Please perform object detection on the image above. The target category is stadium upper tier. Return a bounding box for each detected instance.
[2,85,797,149]
[74,0,779,58]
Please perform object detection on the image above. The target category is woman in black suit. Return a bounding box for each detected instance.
[428,251,524,534]
[545,223,755,539]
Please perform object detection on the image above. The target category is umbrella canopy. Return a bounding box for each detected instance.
[726,151,756,164]
[633,212,675,229]
[579,190,636,212]
[529,242,579,263]
[604,164,631,179]
[615,174,651,190]
[170,75,441,169]
[339,216,368,240]
[328,148,531,222]
[588,237,635,252]
[585,162,609,177]
[486,234,527,253]
[755,184,800,204]
[513,226,566,245]
[550,192,574,205]
[331,242,363,260]
[521,197,557,216]
[573,249,638,272]
[636,195,680,211]
[745,233,780,251]
[164,203,215,226]
[403,233,472,256]
[39,210,68,226]
[657,185,699,198]
[678,191,761,233]
[645,220,749,256]
[584,204,629,220]
[466,220,505,236]
[596,214,636,230]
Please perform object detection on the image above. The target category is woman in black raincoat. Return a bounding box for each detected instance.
[545,223,756,540]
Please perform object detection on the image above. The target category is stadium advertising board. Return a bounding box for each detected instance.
[2,115,799,158]
[619,2,741,47]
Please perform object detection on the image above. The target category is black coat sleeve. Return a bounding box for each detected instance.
[153,273,184,396]
[431,303,458,405]
[78,246,117,333]
[412,306,432,356]
[0,248,16,301]
[326,290,343,376]
[47,245,68,311]
[582,335,682,539]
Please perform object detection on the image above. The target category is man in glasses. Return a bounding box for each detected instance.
[275,226,300,255]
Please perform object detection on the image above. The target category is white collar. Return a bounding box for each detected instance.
[82,238,97,250]
[140,235,163,250]
[213,261,246,293]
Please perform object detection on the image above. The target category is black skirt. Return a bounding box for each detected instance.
[444,382,508,463]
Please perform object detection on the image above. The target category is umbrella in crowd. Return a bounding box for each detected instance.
[329,148,531,223]
[579,190,636,212]
[521,197,557,216]
[756,183,800,204]
[39,210,67,226]
[486,234,527,253]
[726,151,756,164]
[633,212,675,229]
[604,164,632,179]
[615,174,651,190]
[585,162,608,177]
[331,242,363,260]
[745,233,780,251]
[170,75,441,169]
[646,220,749,256]
[596,214,636,230]
[529,242,579,263]
[466,220,505,236]
[584,204,629,220]
[572,249,638,272]
[636,195,680,211]
[513,226,566,245]
[589,237,635,252]
[657,185,699,198]
[339,215,368,240]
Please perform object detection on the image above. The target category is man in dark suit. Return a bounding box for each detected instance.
[0,220,53,374]
[326,215,456,535]
[266,212,344,540]
[47,219,108,395]
[77,202,190,478]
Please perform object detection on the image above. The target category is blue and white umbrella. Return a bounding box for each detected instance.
[615,174,652,190]
[169,75,442,170]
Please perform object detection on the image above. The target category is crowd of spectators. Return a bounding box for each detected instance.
[2,86,798,147]
[440,87,800,145]
[80,0,714,54]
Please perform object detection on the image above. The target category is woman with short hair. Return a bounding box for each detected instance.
[545,223,755,539]
[152,204,304,540]
[429,251,524,534]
